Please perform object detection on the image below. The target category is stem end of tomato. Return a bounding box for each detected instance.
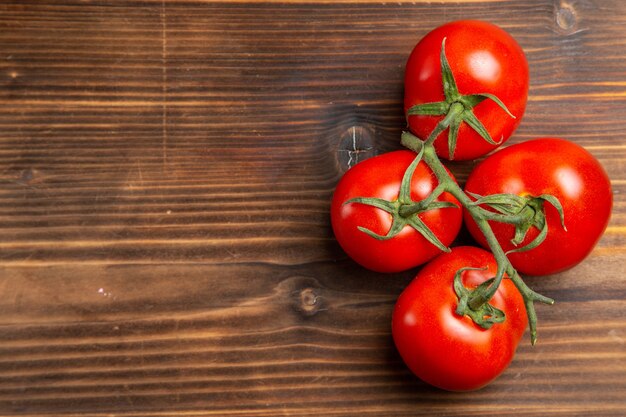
[453,267,506,330]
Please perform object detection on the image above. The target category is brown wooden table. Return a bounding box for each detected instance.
[1,1,625,415]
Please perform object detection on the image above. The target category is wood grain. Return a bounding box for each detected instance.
[1,0,625,415]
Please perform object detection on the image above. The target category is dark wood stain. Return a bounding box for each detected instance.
[0,0,625,415]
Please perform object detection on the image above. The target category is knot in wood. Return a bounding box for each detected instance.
[555,2,578,34]
[20,168,35,182]
[18,168,36,184]
[336,125,376,173]
[297,287,321,316]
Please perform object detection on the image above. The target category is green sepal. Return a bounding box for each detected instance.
[453,267,506,330]
[460,94,488,108]
[469,191,567,254]
[462,93,516,119]
[508,216,548,254]
[439,38,460,101]
[447,118,461,160]
[463,109,500,146]
[357,214,405,241]
[506,194,567,254]
[344,196,396,213]
[467,191,527,215]
[407,216,450,252]
[537,193,567,231]
[406,101,448,116]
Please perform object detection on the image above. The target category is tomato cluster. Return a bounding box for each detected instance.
[330,20,613,391]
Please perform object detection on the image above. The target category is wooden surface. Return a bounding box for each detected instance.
[1,0,625,415]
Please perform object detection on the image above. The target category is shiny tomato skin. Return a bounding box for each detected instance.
[464,138,613,276]
[392,246,527,391]
[404,20,529,160]
[331,150,462,273]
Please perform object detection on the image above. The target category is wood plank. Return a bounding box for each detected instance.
[0,0,625,415]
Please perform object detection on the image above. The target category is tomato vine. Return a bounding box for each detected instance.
[351,36,560,344]
[400,131,554,344]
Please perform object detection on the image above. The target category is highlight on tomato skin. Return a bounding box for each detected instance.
[464,138,613,276]
[404,20,529,161]
[391,246,527,391]
[330,150,462,273]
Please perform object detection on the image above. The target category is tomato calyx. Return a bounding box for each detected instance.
[406,38,516,159]
[344,144,458,252]
[468,192,567,253]
[453,267,505,329]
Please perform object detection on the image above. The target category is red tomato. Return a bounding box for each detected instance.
[404,20,529,160]
[464,138,613,276]
[331,150,462,273]
[392,246,527,391]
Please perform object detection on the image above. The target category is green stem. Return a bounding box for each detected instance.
[401,131,553,345]
[424,102,465,146]
[508,270,554,344]
[398,183,447,218]
[421,144,509,304]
